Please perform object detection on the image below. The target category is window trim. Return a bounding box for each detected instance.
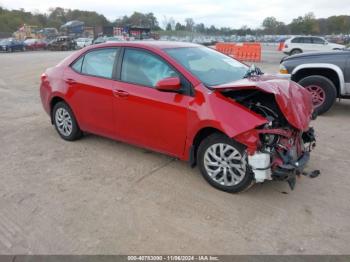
[70,47,120,80]
[118,47,194,96]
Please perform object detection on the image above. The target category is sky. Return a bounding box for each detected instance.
[0,0,349,28]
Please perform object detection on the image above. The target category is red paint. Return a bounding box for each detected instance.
[155,77,181,91]
[25,39,47,50]
[213,75,313,131]
[40,42,314,161]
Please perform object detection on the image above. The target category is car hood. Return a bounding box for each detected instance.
[212,75,313,131]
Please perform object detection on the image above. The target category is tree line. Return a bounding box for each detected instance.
[1,6,350,36]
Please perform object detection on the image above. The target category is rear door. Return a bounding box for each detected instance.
[64,47,120,138]
[112,47,191,157]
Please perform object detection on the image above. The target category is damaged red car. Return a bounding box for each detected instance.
[40,41,319,193]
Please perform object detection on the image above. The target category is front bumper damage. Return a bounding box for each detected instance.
[236,127,320,190]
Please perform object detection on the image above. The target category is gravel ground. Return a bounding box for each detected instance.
[0,47,349,255]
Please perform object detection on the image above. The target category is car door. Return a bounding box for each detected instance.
[311,37,327,51]
[301,37,314,52]
[113,47,191,157]
[64,47,120,138]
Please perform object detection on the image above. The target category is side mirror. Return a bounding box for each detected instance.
[324,41,328,45]
[155,77,181,92]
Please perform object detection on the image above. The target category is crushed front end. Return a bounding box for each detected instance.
[221,85,320,189]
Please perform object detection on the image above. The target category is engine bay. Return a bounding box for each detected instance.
[222,89,319,189]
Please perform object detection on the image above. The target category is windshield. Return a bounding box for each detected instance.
[164,46,248,86]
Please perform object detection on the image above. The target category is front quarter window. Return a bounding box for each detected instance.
[165,46,247,86]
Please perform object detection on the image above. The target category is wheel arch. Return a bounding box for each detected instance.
[189,127,227,167]
[50,96,67,124]
[290,48,302,54]
[291,64,345,95]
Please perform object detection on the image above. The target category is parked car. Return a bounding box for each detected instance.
[105,36,125,43]
[93,36,107,45]
[280,50,350,115]
[0,38,25,52]
[24,38,47,50]
[282,36,345,55]
[75,37,93,49]
[47,36,76,51]
[40,41,318,193]
[93,36,124,45]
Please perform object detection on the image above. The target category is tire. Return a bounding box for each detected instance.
[290,49,302,55]
[52,101,82,141]
[298,75,337,115]
[197,133,254,193]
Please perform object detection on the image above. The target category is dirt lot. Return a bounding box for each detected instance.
[0,46,350,255]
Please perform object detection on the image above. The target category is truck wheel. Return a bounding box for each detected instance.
[299,75,337,115]
[197,133,254,193]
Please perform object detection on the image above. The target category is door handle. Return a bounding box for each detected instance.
[113,89,129,98]
[65,78,77,85]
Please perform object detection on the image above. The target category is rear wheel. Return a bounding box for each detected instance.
[197,133,254,193]
[52,101,82,141]
[298,75,337,115]
[290,49,302,55]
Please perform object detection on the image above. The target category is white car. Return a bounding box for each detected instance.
[75,38,93,49]
[282,36,345,56]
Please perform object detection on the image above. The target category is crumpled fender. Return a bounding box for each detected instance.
[213,76,313,131]
[183,85,269,160]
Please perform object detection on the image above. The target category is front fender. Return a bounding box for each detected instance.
[182,85,268,161]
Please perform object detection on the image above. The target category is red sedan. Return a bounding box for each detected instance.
[24,39,47,50]
[40,41,318,193]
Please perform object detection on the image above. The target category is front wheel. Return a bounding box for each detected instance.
[298,75,337,115]
[52,101,82,141]
[197,133,254,193]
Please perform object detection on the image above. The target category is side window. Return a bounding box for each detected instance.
[121,48,178,87]
[291,37,301,43]
[303,37,312,44]
[71,56,84,73]
[81,48,118,79]
[312,37,325,44]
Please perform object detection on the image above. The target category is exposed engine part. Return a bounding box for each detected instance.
[248,152,272,183]
[223,89,320,189]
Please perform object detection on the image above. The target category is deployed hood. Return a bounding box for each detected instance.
[212,75,313,131]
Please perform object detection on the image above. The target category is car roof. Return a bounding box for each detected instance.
[89,41,201,50]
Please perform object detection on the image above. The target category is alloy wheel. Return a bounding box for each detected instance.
[203,143,246,186]
[305,85,326,107]
[55,107,73,137]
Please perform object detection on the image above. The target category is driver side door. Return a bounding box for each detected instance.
[113,48,192,157]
